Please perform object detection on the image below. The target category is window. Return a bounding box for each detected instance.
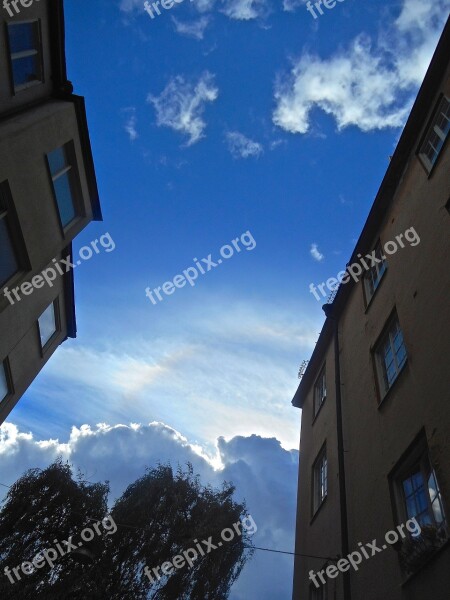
[391,434,447,574]
[47,144,79,228]
[310,581,327,600]
[38,302,58,349]
[401,463,446,530]
[0,183,21,288]
[0,361,10,402]
[364,240,387,303]
[419,96,450,172]
[374,315,407,397]
[7,21,43,92]
[314,366,327,417]
[312,446,327,514]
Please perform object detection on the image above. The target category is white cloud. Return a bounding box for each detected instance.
[148,72,219,146]
[310,243,324,262]
[226,131,263,158]
[0,421,299,600]
[19,299,318,451]
[119,0,142,11]
[172,16,211,39]
[282,0,305,12]
[122,107,138,141]
[119,0,266,22]
[221,0,268,20]
[273,0,449,134]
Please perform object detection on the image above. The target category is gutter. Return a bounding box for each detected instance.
[323,303,351,600]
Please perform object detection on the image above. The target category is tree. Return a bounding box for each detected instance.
[0,459,109,599]
[0,461,253,599]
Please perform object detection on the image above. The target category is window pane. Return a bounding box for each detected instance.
[0,362,9,401]
[403,477,413,497]
[47,147,67,176]
[428,472,439,502]
[38,303,57,347]
[0,217,19,287]
[8,22,39,54]
[53,172,76,227]
[11,54,41,87]
[431,497,444,526]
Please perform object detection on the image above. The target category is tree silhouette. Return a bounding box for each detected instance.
[0,461,253,599]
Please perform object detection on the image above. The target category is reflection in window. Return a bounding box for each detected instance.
[7,22,43,91]
[38,302,57,348]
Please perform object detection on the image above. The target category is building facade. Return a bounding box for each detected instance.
[0,0,101,424]
[292,18,450,600]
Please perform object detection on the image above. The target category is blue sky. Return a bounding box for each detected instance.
[1,0,449,597]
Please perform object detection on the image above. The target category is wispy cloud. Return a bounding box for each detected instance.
[17,299,320,450]
[273,0,449,134]
[225,131,263,158]
[122,107,138,141]
[221,0,269,20]
[171,16,211,39]
[147,72,219,146]
[310,243,324,262]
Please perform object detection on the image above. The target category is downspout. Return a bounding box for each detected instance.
[323,304,351,600]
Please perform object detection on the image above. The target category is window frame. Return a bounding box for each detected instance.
[389,432,448,575]
[313,365,327,420]
[46,142,84,233]
[417,94,450,175]
[0,358,13,404]
[373,312,407,402]
[363,240,387,307]
[5,20,45,94]
[37,299,61,354]
[0,181,30,291]
[312,444,328,517]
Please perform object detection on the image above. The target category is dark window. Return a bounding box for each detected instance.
[418,96,450,172]
[0,360,10,402]
[7,21,43,91]
[312,445,327,515]
[47,144,79,228]
[364,240,387,302]
[0,184,20,288]
[313,366,327,417]
[374,314,407,398]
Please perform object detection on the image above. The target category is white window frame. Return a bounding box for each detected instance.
[418,96,450,173]
[312,445,328,515]
[313,366,327,418]
[391,435,448,542]
[374,315,407,398]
